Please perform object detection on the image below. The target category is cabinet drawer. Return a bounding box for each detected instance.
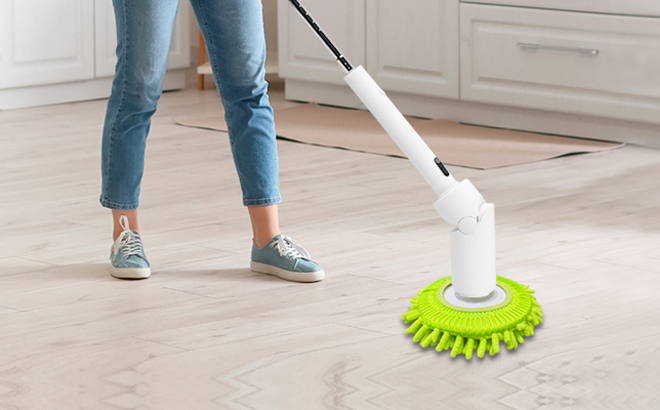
[460,4,660,124]
[462,0,660,17]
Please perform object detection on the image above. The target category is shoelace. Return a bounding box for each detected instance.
[113,215,145,258]
[270,235,311,260]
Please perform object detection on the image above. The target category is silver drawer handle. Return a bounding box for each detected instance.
[517,42,599,55]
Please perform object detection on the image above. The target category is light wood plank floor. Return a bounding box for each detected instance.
[1,71,659,409]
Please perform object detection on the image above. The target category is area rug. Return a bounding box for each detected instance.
[174,103,623,169]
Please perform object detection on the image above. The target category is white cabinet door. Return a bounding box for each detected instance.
[278,0,366,85]
[94,0,190,79]
[366,0,459,99]
[94,0,118,78]
[0,0,94,89]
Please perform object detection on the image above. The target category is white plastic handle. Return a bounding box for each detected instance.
[343,66,456,196]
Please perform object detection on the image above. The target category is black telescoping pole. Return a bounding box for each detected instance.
[287,0,353,73]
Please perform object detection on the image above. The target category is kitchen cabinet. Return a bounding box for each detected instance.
[0,0,189,110]
[278,0,660,147]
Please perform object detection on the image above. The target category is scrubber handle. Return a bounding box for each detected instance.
[344,66,457,196]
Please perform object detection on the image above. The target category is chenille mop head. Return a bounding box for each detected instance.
[402,276,543,359]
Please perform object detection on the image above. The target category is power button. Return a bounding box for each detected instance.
[434,157,450,177]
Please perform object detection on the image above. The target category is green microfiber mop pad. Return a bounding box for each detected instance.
[402,276,542,359]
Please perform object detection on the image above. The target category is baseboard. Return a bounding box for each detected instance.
[285,78,660,149]
[0,70,187,111]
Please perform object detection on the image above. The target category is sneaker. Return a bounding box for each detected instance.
[109,215,151,279]
[250,235,324,283]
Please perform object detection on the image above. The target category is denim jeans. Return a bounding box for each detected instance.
[100,0,281,210]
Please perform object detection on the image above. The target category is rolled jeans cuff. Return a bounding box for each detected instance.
[243,195,282,207]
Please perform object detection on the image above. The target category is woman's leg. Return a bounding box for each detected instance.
[101,0,180,219]
[191,0,323,282]
[190,0,281,233]
[112,209,139,241]
[101,0,180,277]
[247,204,281,248]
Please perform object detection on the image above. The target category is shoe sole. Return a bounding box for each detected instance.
[110,266,151,280]
[250,261,324,283]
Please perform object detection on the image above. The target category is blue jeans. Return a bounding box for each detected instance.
[100,0,281,210]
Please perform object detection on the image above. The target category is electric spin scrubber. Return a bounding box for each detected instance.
[288,0,543,359]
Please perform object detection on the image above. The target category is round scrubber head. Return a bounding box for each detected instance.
[402,276,543,359]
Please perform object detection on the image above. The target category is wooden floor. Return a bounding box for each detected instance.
[1,72,659,409]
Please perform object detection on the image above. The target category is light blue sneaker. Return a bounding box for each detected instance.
[250,235,324,283]
[109,215,151,279]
